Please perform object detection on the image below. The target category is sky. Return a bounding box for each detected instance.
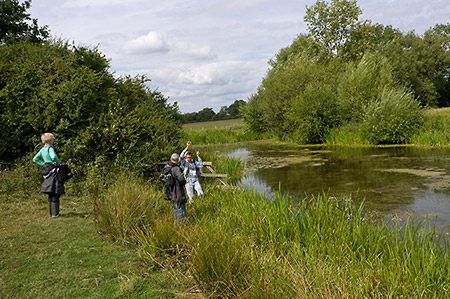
[29,0,450,113]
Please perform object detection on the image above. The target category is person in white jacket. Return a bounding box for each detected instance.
[180,141,203,204]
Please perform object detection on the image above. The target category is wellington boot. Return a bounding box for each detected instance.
[48,202,53,217]
[51,202,60,218]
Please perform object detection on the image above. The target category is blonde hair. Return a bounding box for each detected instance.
[41,132,55,144]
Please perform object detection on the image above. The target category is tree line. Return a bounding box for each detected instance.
[181,99,245,123]
[242,0,450,144]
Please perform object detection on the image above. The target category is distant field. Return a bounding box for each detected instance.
[183,118,244,130]
[426,107,450,116]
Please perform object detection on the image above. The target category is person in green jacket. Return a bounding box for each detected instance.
[33,133,65,218]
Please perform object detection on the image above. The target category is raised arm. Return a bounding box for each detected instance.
[196,151,203,168]
[180,141,192,159]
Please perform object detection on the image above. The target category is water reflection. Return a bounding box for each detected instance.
[210,141,450,232]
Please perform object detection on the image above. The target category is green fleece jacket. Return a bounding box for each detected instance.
[33,144,60,166]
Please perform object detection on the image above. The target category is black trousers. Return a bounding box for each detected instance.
[47,193,60,203]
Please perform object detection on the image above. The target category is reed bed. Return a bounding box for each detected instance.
[183,127,262,145]
[411,108,450,146]
[98,174,450,298]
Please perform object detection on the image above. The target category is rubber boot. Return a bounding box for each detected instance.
[55,201,60,217]
[48,202,53,217]
[51,202,60,218]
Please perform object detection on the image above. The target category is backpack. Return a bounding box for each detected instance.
[57,164,73,182]
[159,164,174,199]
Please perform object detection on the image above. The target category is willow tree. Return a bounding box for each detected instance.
[304,0,361,60]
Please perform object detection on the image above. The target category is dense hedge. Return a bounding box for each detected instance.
[0,40,182,173]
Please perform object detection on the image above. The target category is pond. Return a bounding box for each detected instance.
[209,141,450,233]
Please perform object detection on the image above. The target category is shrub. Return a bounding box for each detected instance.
[361,88,425,144]
[287,83,341,144]
[243,55,341,139]
[337,52,395,122]
[0,40,182,175]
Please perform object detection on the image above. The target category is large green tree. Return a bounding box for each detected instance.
[382,28,450,107]
[0,1,181,169]
[304,0,361,60]
[0,0,49,44]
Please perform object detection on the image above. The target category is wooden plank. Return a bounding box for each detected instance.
[200,173,228,178]
[159,161,212,166]
[205,165,228,186]
[158,161,229,186]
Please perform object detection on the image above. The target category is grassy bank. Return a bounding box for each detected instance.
[3,141,450,298]
[96,175,449,298]
[325,108,450,146]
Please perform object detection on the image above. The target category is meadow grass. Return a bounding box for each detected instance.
[411,108,450,146]
[0,164,197,298]
[183,118,245,130]
[182,118,273,145]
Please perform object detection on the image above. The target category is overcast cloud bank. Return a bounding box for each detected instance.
[30,0,450,113]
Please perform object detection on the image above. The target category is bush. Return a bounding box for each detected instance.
[362,88,425,144]
[243,55,341,139]
[0,40,182,174]
[337,52,395,121]
[287,83,341,143]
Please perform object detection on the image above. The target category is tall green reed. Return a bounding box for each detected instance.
[96,173,169,241]
[325,124,370,145]
[199,149,245,180]
[96,173,450,297]
[183,127,271,145]
[412,110,450,145]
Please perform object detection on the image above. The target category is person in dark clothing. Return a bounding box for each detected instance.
[165,153,187,223]
[32,133,65,218]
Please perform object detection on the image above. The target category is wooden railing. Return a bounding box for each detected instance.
[159,161,228,186]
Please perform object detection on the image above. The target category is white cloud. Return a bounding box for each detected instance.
[225,0,270,9]
[174,42,217,60]
[211,98,222,103]
[29,0,450,113]
[63,0,138,8]
[177,61,248,86]
[123,31,170,54]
